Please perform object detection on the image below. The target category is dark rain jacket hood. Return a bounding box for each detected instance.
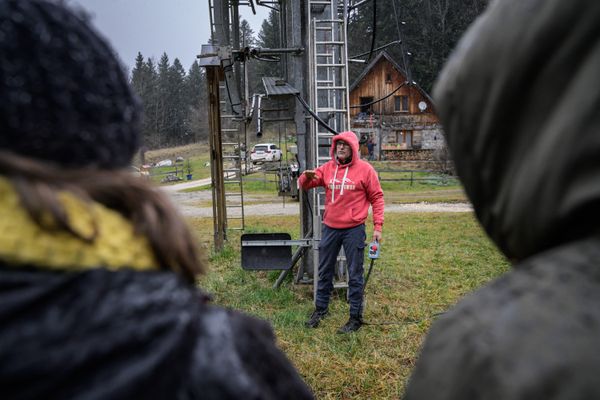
[433,0,600,261]
[404,1,600,399]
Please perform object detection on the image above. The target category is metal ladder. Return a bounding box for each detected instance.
[308,0,351,296]
[207,0,246,232]
[220,84,246,231]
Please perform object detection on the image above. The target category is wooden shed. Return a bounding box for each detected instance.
[349,51,444,163]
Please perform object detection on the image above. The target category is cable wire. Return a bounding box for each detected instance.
[294,93,338,135]
[349,80,409,108]
[392,0,412,83]
[365,0,377,62]
[350,40,401,60]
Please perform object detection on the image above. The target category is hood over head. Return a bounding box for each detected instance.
[330,131,360,165]
[433,0,600,261]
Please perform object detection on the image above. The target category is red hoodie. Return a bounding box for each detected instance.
[298,131,384,231]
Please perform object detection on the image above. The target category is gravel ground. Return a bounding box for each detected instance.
[166,189,473,217]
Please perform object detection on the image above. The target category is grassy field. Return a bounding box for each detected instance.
[190,212,509,399]
[134,143,212,184]
[142,142,469,203]
[182,167,468,204]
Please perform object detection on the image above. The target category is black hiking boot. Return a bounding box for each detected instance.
[337,316,362,334]
[305,308,328,328]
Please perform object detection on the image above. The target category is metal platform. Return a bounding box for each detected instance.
[262,77,301,96]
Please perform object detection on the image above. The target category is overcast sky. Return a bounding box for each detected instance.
[68,0,269,71]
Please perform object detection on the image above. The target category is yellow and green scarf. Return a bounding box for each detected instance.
[0,177,158,271]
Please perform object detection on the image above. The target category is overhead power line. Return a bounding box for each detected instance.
[349,81,409,108]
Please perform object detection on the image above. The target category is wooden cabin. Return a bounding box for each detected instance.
[349,51,444,163]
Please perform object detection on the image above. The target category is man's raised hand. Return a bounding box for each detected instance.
[303,170,317,180]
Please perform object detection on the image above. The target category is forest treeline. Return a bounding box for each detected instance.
[129,53,207,150]
[129,1,489,150]
[346,0,490,91]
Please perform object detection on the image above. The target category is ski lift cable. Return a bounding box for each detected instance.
[392,0,412,83]
[347,0,377,62]
[349,80,409,109]
[222,61,241,115]
[294,93,338,135]
[365,0,377,62]
[350,40,401,60]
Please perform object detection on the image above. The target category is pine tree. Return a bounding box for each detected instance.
[130,52,146,94]
[239,18,261,103]
[129,52,211,149]
[168,58,187,145]
[253,9,281,93]
[184,60,208,142]
[157,53,171,147]
[185,61,205,110]
[130,52,160,149]
[240,19,256,47]
[257,9,280,49]
[144,58,159,148]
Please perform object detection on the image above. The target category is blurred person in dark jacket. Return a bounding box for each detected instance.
[404,0,600,399]
[0,1,313,399]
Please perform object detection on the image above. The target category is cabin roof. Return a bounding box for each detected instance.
[349,51,434,105]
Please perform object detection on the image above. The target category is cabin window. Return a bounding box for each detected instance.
[395,131,413,148]
[360,97,374,114]
[394,95,409,112]
[386,73,392,83]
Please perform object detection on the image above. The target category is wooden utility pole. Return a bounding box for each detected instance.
[207,66,227,251]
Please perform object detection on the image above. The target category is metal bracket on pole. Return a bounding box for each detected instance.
[219,47,242,115]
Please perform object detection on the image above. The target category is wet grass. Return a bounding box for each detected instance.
[189,212,508,399]
[140,143,212,184]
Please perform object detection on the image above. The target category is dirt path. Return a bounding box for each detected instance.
[160,177,211,192]
[165,189,473,217]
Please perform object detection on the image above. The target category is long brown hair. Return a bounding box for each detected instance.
[0,150,205,282]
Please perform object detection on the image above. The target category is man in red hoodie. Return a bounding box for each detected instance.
[299,131,384,333]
